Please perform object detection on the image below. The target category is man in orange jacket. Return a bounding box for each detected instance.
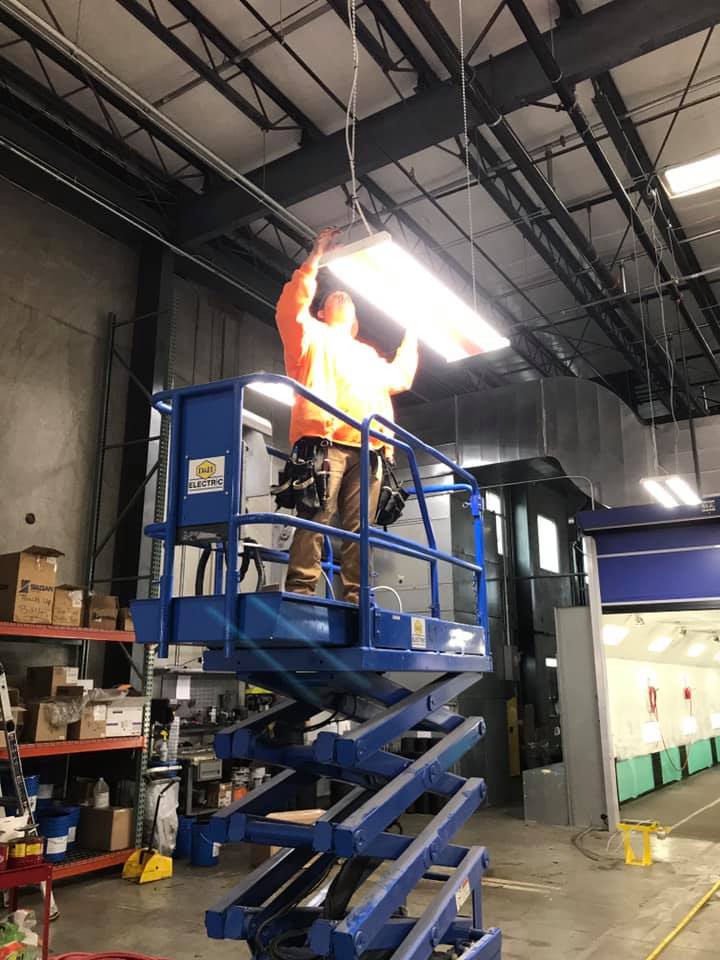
[276,227,419,604]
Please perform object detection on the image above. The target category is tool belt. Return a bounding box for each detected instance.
[271,437,328,514]
[272,438,408,527]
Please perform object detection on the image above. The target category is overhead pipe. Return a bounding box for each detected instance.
[0,0,315,242]
[505,0,720,389]
[396,0,700,417]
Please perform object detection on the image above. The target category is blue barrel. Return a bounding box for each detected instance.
[38,809,73,862]
[36,778,54,811]
[174,815,195,860]
[191,822,219,867]
[2,774,40,816]
[55,805,80,849]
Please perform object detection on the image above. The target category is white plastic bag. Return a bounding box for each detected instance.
[144,779,179,855]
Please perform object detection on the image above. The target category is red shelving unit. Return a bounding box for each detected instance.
[0,736,145,760]
[52,848,134,880]
[0,620,146,881]
[0,621,135,643]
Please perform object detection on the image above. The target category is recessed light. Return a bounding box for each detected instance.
[648,635,672,654]
[603,624,628,646]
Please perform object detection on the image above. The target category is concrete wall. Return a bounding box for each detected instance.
[0,178,138,584]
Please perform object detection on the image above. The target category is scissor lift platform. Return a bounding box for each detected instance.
[131,374,502,960]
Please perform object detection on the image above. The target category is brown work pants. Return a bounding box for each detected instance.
[286,444,381,604]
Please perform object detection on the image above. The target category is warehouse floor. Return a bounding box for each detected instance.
[46,810,720,960]
[622,765,720,841]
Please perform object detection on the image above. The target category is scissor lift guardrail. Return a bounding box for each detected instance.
[131,374,502,960]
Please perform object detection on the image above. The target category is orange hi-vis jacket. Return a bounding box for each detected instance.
[276,263,418,451]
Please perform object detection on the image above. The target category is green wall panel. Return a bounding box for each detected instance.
[616,755,655,802]
[688,738,713,775]
[660,747,682,785]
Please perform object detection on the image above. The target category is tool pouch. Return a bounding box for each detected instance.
[271,437,323,513]
[375,454,409,527]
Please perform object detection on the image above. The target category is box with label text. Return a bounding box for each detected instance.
[52,585,85,627]
[105,701,144,737]
[0,546,63,624]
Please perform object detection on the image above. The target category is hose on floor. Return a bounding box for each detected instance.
[643,879,720,959]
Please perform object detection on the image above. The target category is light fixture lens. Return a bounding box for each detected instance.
[714,652,720,663]
[321,232,510,362]
[603,624,628,646]
[687,643,705,658]
[641,478,679,508]
[648,635,672,654]
[642,721,661,745]
[665,152,720,198]
[545,657,558,668]
[681,715,698,736]
[247,380,295,406]
[665,476,701,506]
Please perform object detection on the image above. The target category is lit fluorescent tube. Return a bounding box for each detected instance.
[687,643,705,658]
[247,380,295,406]
[665,476,702,506]
[320,232,510,362]
[665,152,720,198]
[641,478,679,508]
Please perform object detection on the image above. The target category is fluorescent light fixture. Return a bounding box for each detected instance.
[603,623,628,646]
[712,713,720,731]
[665,476,702,506]
[641,721,661,745]
[665,151,720,198]
[714,652,720,663]
[320,232,510,362]
[247,380,295,406]
[681,715,698,736]
[545,657,558,668]
[687,643,705,658]
[648,635,672,654]
[641,478,679,508]
[641,475,701,508]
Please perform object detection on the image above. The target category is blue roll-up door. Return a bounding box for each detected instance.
[578,497,720,609]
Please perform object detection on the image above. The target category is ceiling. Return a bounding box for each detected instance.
[603,609,720,667]
[2,0,720,417]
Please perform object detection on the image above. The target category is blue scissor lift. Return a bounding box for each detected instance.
[132,373,502,960]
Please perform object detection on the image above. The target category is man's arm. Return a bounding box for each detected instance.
[384,332,419,395]
[275,228,339,360]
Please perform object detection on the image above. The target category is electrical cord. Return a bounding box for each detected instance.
[344,0,371,234]
[373,585,403,611]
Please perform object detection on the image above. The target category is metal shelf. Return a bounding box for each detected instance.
[2,737,145,759]
[0,622,135,643]
[52,847,134,880]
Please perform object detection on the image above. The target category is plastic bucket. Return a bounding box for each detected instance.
[191,822,219,867]
[174,815,195,860]
[38,809,72,862]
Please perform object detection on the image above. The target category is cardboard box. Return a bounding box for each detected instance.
[67,702,107,740]
[207,782,233,810]
[105,701,144,737]
[249,809,324,867]
[78,806,133,851]
[56,680,94,695]
[117,607,134,633]
[0,546,63,624]
[23,702,67,743]
[25,666,79,699]
[86,594,119,630]
[52,584,85,628]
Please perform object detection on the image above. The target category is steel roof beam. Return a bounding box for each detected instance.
[398,0,697,417]
[178,0,720,244]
